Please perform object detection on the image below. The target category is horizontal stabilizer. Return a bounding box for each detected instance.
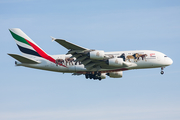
[8,54,40,64]
[54,39,88,50]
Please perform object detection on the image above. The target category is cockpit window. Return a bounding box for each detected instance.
[164,56,167,57]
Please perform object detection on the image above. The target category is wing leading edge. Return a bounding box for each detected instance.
[54,39,88,50]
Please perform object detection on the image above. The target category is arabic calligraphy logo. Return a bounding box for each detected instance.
[115,59,118,64]
[96,52,100,56]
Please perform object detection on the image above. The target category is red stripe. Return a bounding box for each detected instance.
[25,39,67,68]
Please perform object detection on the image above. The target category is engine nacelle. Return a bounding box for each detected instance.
[107,58,124,67]
[90,50,105,60]
[107,71,123,78]
[99,73,106,79]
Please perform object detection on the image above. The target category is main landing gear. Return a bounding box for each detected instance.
[161,67,164,75]
[85,72,102,80]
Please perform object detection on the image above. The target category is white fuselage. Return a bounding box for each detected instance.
[16,50,173,74]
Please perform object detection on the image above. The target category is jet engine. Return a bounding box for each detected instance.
[107,58,124,67]
[107,71,123,78]
[90,50,105,60]
[99,73,106,79]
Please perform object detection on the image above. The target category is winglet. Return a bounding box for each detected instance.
[51,36,56,42]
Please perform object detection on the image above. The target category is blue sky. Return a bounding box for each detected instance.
[0,0,180,120]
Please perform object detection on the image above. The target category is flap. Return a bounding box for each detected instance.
[8,54,40,64]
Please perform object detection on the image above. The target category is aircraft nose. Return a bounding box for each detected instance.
[167,57,173,65]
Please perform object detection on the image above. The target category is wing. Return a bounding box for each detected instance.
[54,39,132,71]
[54,39,88,51]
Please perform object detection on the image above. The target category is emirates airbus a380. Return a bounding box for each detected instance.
[8,28,173,80]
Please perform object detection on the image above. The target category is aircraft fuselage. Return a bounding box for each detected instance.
[16,50,173,74]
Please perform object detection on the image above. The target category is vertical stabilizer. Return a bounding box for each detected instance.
[9,28,55,63]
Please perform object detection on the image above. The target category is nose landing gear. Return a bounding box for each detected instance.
[161,67,164,75]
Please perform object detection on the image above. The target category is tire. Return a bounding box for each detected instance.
[89,74,93,79]
[85,74,88,79]
[98,72,101,76]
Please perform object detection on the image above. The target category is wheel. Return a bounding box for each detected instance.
[161,71,164,75]
[94,71,97,75]
[94,75,99,80]
[98,72,101,76]
[89,74,93,79]
[85,74,88,79]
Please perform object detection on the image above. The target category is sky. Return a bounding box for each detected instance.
[0,0,180,120]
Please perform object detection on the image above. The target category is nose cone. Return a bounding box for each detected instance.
[166,57,173,65]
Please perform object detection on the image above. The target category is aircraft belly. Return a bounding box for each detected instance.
[61,65,87,72]
[75,65,87,71]
[68,66,76,72]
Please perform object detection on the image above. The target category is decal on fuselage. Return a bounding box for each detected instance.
[55,52,149,67]
[118,53,148,62]
[55,57,82,67]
